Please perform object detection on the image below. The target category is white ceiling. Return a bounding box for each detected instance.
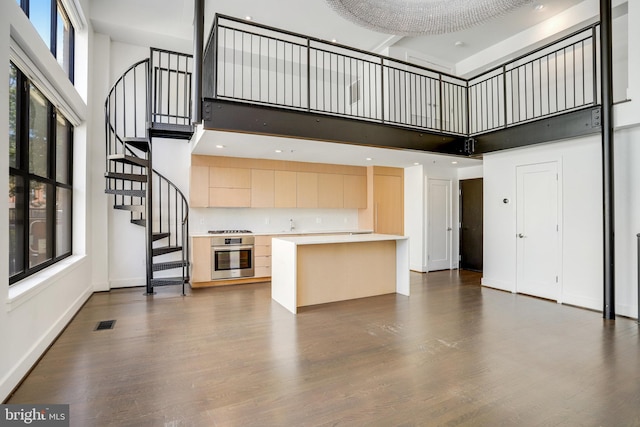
[88,0,597,170]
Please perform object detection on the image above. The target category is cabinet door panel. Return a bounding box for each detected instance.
[343,174,367,208]
[275,171,297,208]
[209,188,251,207]
[210,167,251,188]
[374,174,403,235]
[318,173,344,208]
[251,169,275,208]
[191,238,212,282]
[296,172,318,208]
[190,166,210,207]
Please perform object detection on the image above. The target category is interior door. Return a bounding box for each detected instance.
[428,179,452,271]
[516,162,560,301]
[460,178,483,272]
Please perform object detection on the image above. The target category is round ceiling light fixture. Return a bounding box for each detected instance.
[325,0,534,35]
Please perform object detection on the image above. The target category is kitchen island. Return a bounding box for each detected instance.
[271,234,409,313]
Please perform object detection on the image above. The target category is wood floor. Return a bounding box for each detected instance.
[7,270,640,426]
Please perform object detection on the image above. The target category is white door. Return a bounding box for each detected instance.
[516,162,560,301]
[428,179,452,271]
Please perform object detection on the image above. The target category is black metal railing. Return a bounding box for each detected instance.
[203,15,601,138]
[151,48,194,126]
[468,24,600,135]
[204,15,470,136]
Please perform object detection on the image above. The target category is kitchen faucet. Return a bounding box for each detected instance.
[289,218,295,231]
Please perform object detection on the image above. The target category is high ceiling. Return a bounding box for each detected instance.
[88,0,605,169]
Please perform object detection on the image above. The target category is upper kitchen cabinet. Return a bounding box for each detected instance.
[209,167,251,207]
[318,173,344,209]
[296,172,318,208]
[251,169,275,208]
[343,174,367,209]
[274,170,297,208]
[190,166,210,208]
[190,155,367,210]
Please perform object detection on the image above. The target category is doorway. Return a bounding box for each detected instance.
[427,179,452,271]
[516,161,561,301]
[460,178,483,272]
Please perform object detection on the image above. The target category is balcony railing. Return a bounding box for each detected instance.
[203,15,600,138]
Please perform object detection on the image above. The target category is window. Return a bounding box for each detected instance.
[9,62,73,285]
[17,0,75,81]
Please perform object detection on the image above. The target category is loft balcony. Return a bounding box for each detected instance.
[200,15,603,157]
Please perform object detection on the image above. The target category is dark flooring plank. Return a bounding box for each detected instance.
[7,270,640,426]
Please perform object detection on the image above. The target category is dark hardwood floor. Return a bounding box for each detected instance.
[7,270,640,426]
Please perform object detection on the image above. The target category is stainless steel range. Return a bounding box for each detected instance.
[210,234,254,280]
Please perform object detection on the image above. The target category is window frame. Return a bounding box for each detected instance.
[17,0,75,82]
[9,62,74,285]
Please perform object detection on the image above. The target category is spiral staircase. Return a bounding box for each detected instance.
[104,48,194,295]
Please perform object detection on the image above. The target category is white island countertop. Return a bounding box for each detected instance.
[271,233,409,314]
[191,229,373,238]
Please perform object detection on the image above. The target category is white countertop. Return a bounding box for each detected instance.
[272,233,407,245]
[191,229,373,238]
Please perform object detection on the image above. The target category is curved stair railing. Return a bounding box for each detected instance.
[105,52,191,295]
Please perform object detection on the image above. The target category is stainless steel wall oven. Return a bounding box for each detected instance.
[211,236,254,279]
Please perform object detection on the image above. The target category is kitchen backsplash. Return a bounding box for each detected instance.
[191,208,360,234]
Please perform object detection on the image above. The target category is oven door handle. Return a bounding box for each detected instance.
[212,245,254,251]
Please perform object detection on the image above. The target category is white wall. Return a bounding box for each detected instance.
[404,165,426,271]
[0,0,94,400]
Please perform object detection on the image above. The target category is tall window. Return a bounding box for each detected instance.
[9,62,73,284]
[17,0,75,81]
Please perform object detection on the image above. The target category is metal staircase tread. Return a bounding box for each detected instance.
[114,204,145,212]
[150,277,187,287]
[105,188,146,198]
[149,122,194,140]
[153,246,183,256]
[123,137,151,152]
[131,219,146,227]
[153,260,189,271]
[152,232,171,241]
[105,172,147,182]
[107,153,149,167]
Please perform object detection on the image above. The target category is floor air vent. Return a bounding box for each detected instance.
[95,320,116,331]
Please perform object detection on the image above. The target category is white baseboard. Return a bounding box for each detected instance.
[0,286,93,401]
[109,277,145,288]
[481,277,515,292]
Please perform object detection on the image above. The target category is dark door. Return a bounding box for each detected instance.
[460,178,483,272]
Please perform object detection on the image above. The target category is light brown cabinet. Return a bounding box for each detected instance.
[343,175,367,209]
[359,166,404,235]
[190,166,210,208]
[191,237,212,282]
[190,156,367,210]
[296,172,318,208]
[254,235,273,278]
[274,171,297,208]
[318,173,344,208]
[251,169,275,208]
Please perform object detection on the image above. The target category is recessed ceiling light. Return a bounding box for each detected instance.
[533,3,544,11]
[454,41,465,47]
[366,157,373,161]
[451,161,458,164]
[245,16,253,21]
[275,149,283,153]
[331,38,338,43]
[414,162,420,166]
[215,144,225,148]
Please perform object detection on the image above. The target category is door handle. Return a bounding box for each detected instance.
[447,227,452,231]
[518,233,526,238]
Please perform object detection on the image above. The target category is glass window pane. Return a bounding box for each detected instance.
[29,180,51,268]
[56,111,70,183]
[56,186,71,257]
[10,63,17,169]
[56,4,72,76]
[29,0,53,50]
[9,175,25,277]
[29,83,49,177]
